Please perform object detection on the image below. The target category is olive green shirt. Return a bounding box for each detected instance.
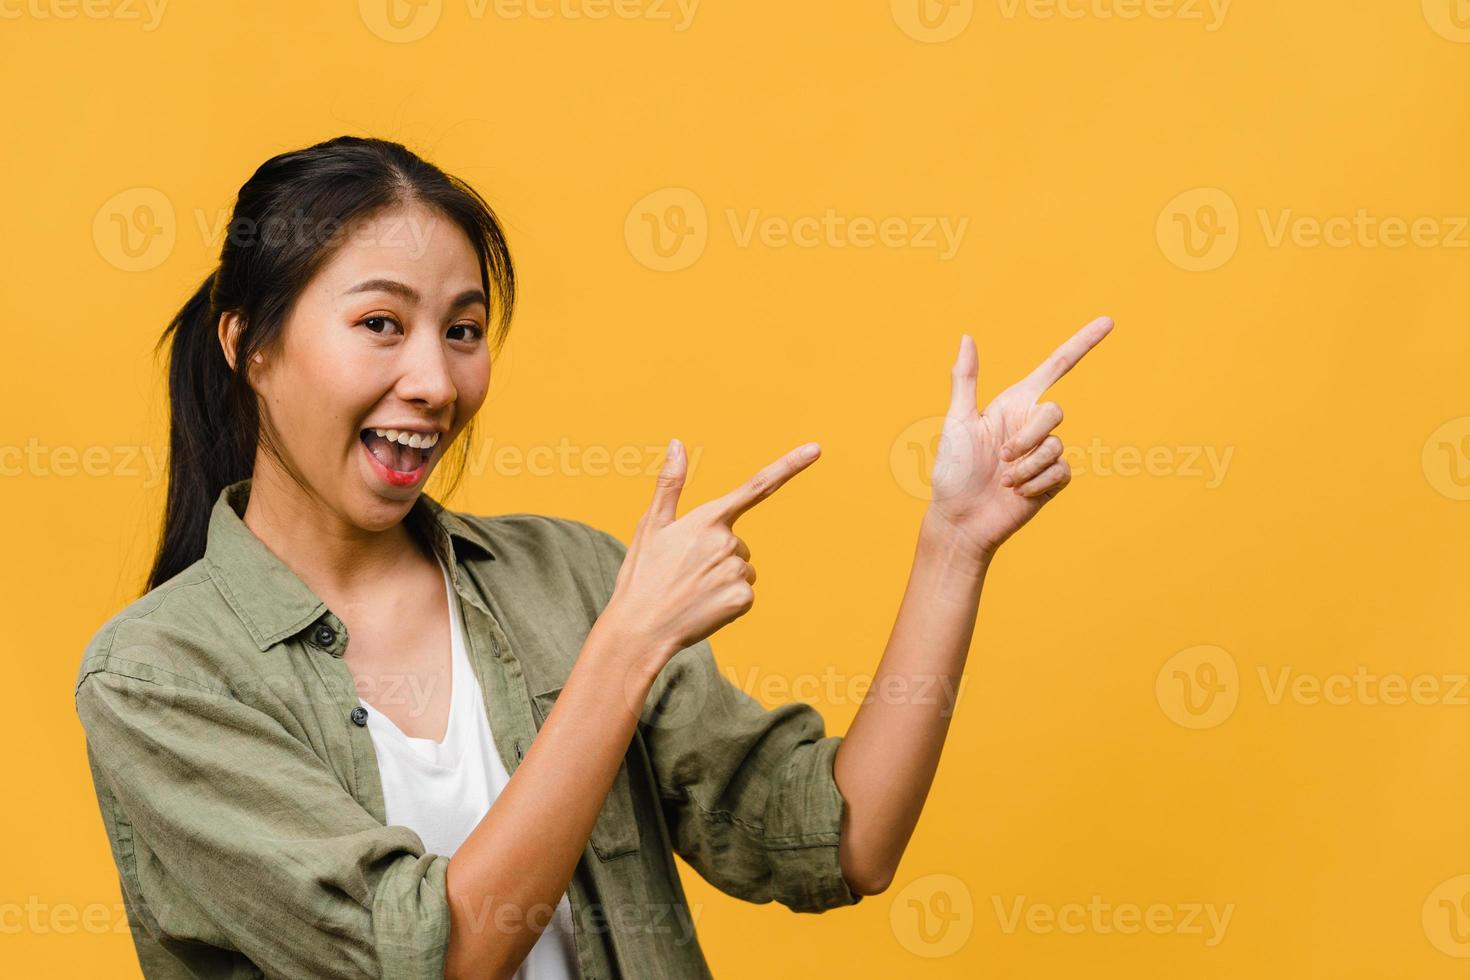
[74,478,863,979]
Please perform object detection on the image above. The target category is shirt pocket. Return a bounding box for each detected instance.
[529,685,643,861]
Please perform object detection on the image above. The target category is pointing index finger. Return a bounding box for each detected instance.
[706,443,821,527]
[1015,316,1114,400]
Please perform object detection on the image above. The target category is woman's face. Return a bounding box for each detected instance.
[229,201,491,531]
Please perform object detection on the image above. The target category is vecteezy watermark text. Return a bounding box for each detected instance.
[992,895,1234,946]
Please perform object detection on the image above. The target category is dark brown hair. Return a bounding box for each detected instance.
[146,135,515,594]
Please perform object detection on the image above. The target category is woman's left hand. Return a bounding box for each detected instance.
[925,316,1114,563]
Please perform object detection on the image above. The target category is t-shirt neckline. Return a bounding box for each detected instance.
[358,553,468,769]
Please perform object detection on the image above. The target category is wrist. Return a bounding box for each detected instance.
[920,507,996,573]
[590,598,677,687]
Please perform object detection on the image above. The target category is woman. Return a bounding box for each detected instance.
[74,135,1112,979]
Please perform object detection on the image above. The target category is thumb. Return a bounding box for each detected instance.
[646,438,687,528]
[948,333,978,417]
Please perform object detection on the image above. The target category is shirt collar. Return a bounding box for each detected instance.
[204,478,496,652]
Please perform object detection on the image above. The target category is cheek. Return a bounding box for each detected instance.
[262,339,382,450]
[454,355,492,415]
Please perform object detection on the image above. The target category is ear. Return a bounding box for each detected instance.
[218,311,242,371]
[217,311,263,372]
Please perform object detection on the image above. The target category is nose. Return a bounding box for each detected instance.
[394,326,459,410]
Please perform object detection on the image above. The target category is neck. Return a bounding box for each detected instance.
[240,453,430,599]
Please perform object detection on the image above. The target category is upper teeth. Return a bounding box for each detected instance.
[372,428,440,450]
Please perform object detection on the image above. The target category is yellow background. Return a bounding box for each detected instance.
[4,0,1470,976]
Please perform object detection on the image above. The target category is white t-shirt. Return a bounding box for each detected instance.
[358,553,580,980]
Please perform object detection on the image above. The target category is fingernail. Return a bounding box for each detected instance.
[1000,475,1012,487]
[1000,446,1012,461]
[800,443,820,460]
[668,438,682,460]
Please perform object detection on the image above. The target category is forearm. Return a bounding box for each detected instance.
[833,507,990,894]
[443,614,666,979]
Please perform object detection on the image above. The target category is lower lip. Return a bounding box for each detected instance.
[361,437,430,488]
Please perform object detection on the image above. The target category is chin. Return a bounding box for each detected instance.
[346,490,418,532]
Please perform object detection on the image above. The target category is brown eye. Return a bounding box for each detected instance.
[448,323,485,342]
[361,315,402,336]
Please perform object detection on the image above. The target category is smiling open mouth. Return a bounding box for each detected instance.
[360,428,438,475]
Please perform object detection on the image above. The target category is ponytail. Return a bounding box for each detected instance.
[146,270,256,592]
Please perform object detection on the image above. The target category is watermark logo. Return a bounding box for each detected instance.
[992,895,1234,946]
[93,187,176,272]
[0,897,133,935]
[92,643,187,737]
[625,189,969,271]
[1257,209,1469,250]
[360,0,443,42]
[1157,187,1239,272]
[727,208,968,258]
[624,655,713,732]
[94,186,446,272]
[995,0,1231,31]
[1424,874,1470,957]
[462,436,702,479]
[889,416,952,501]
[1159,653,1470,727]
[360,0,698,41]
[0,439,166,488]
[1422,0,1470,42]
[1064,438,1234,488]
[490,0,700,30]
[891,0,974,43]
[1156,645,1238,730]
[722,663,967,717]
[891,873,974,957]
[0,0,168,29]
[887,422,1235,501]
[1423,417,1470,501]
[625,187,708,272]
[1161,188,1470,270]
[1257,666,1470,708]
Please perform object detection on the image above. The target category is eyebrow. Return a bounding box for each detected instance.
[343,278,488,313]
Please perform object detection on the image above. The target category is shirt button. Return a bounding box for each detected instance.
[313,623,336,647]
[350,706,368,727]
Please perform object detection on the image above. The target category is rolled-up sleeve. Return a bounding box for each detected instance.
[578,523,864,914]
[75,658,451,980]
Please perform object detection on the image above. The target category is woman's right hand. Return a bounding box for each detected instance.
[602,437,823,670]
